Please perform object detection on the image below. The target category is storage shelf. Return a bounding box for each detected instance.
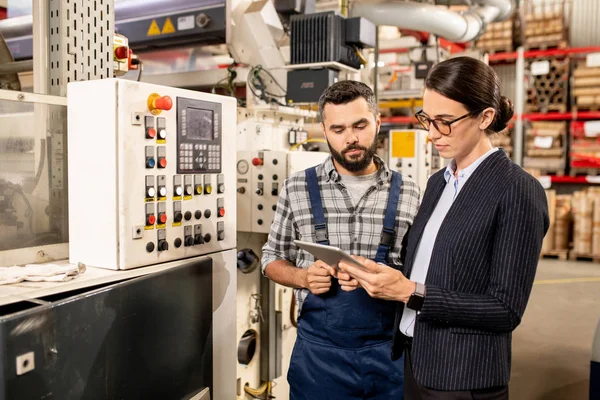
[489,46,600,62]
[522,112,600,121]
[544,175,600,184]
[381,116,413,124]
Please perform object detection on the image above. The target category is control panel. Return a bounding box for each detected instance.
[67,79,237,270]
[389,129,434,195]
[237,150,328,233]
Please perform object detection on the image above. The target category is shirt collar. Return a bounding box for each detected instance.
[324,154,391,185]
[444,147,499,183]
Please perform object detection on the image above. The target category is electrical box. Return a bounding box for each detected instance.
[67,79,237,270]
[389,129,432,194]
[236,151,329,233]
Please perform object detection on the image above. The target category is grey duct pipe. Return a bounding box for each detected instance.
[351,0,513,43]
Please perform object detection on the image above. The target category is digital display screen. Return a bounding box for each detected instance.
[187,108,214,141]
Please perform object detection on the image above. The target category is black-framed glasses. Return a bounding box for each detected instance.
[414,109,483,136]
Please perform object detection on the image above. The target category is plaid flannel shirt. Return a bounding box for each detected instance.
[261,155,420,315]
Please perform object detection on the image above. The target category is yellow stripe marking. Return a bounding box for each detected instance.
[534,277,600,285]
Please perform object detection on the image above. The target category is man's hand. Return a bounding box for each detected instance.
[338,255,416,303]
[303,260,337,295]
[337,271,360,292]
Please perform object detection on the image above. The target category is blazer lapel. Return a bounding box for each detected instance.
[404,174,446,277]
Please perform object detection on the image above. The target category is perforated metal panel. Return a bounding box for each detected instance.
[49,0,114,96]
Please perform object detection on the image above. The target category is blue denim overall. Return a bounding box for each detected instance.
[288,167,405,400]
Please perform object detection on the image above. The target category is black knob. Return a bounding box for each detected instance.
[218,231,225,241]
[237,187,246,194]
[255,188,263,196]
[195,234,204,245]
[158,240,169,251]
[258,204,263,210]
[174,212,183,223]
[204,233,212,243]
[146,242,155,252]
[273,159,278,165]
[272,205,277,211]
[195,210,202,220]
[396,161,402,168]
[174,238,182,248]
[185,236,195,246]
[273,174,278,180]
[258,219,263,225]
[185,211,192,221]
[258,174,263,180]
[204,209,212,218]
[271,189,278,196]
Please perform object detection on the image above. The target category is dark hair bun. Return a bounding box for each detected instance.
[491,96,514,132]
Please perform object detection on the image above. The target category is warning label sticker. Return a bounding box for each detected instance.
[147,20,161,36]
[162,17,176,34]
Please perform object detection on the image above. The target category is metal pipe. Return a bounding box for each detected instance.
[0,60,34,74]
[351,0,512,43]
[32,0,49,94]
[514,46,525,166]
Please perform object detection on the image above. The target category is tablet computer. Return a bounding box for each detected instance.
[293,240,367,271]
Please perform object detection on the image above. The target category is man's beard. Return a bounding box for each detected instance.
[328,138,379,173]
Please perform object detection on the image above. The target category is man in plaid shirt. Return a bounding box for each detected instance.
[262,81,420,400]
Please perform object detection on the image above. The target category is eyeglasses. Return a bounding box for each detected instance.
[414,109,483,136]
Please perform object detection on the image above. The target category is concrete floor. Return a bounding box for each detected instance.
[510,259,600,400]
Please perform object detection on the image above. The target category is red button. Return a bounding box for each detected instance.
[147,215,156,225]
[218,208,225,217]
[154,96,173,111]
[158,158,167,168]
[115,46,128,60]
[146,127,156,139]
[252,157,263,166]
[159,214,167,224]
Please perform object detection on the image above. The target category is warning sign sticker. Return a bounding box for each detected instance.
[162,17,176,34]
[147,20,161,36]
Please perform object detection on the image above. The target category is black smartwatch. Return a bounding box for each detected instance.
[406,282,425,311]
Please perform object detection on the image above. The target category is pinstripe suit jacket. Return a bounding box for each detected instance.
[391,150,549,390]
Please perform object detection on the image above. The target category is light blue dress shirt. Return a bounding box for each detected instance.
[399,148,499,337]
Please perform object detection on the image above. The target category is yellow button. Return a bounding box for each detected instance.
[195,185,203,195]
[205,185,213,194]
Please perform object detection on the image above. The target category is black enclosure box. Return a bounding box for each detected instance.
[286,68,339,104]
[290,11,362,69]
[0,259,213,400]
[346,17,376,48]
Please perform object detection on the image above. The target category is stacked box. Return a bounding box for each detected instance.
[572,63,600,111]
[523,121,567,175]
[523,0,568,49]
[570,121,600,175]
[476,19,514,53]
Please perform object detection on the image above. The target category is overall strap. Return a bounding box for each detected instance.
[306,167,329,245]
[374,171,403,263]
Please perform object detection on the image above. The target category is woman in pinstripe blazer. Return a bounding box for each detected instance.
[340,57,549,400]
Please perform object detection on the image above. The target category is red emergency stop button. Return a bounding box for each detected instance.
[146,127,156,139]
[252,157,263,166]
[159,214,167,224]
[218,207,225,217]
[158,158,167,168]
[114,46,128,60]
[155,96,172,111]
[147,215,156,225]
[148,93,173,115]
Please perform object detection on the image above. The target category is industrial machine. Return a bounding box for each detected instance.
[235,104,328,399]
[67,79,237,271]
[388,129,447,194]
[58,79,237,398]
[592,315,600,400]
